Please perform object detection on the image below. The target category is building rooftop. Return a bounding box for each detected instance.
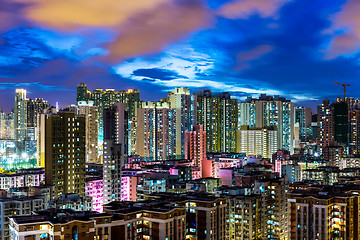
[104,201,181,216]
[11,209,110,225]
[289,184,360,200]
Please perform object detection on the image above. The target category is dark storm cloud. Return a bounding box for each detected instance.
[132,68,189,81]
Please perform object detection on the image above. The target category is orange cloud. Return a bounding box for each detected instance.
[218,0,291,19]
[105,1,211,62]
[13,0,211,61]
[14,0,168,30]
[325,0,360,58]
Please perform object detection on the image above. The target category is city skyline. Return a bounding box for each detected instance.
[1,0,360,112]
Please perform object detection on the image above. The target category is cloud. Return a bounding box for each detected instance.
[133,68,188,80]
[0,1,29,33]
[218,0,292,19]
[325,0,360,58]
[114,45,215,80]
[105,1,212,61]
[237,45,274,61]
[14,0,167,30]
[12,0,211,61]
[234,44,274,70]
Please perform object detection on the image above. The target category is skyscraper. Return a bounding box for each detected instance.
[196,90,238,153]
[239,94,294,153]
[0,111,14,139]
[77,101,98,163]
[317,100,334,154]
[103,103,125,204]
[103,140,122,204]
[136,101,176,161]
[238,126,278,158]
[14,89,27,141]
[295,106,312,142]
[76,82,89,102]
[168,87,197,158]
[333,99,348,145]
[254,178,289,239]
[26,98,50,128]
[349,108,360,155]
[44,110,86,198]
[185,125,206,179]
[76,84,140,158]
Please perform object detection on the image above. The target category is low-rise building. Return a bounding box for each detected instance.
[85,177,103,213]
[49,193,92,211]
[0,196,46,240]
[9,209,111,240]
[104,201,186,240]
[136,178,166,201]
[0,168,45,191]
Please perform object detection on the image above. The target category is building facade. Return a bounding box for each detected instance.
[77,101,99,163]
[44,111,86,198]
[196,90,238,153]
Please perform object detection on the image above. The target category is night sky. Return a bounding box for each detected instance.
[1,0,360,112]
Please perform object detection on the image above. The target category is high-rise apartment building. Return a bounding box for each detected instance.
[185,125,207,178]
[26,98,50,128]
[44,111,86,198]
[76,83,140,156]
[224,194,262,240]
[168,87,197,158]
[254,178,289,240]
[103,103,125,204]
[103,140,122,204]
[239,94,294,153]
[317,100,334,154]
[295,106,312,142]
[136,101,176,161]
[76,82,89,102]
[0,111,14,139]
[333,99,348,145]
[37,107,57,167]
[103,103,126,153]
[238,126,278,158]
[14,89,27,141]
[196,90,238,153]
[77,101,98,163]
[238,101,256,128]
[349,108,360,155]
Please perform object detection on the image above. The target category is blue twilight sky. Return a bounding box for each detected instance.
[1,0,360,112]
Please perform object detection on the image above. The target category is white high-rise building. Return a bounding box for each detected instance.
[238,127,278,158]
[239,94,295,153]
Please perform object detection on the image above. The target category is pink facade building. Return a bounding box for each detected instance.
[185,125,209,179]
[85,177,103,213]
[121,175,140,202]
[272,150,292,177]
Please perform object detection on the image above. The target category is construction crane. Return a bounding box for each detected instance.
[333,82,351,100]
